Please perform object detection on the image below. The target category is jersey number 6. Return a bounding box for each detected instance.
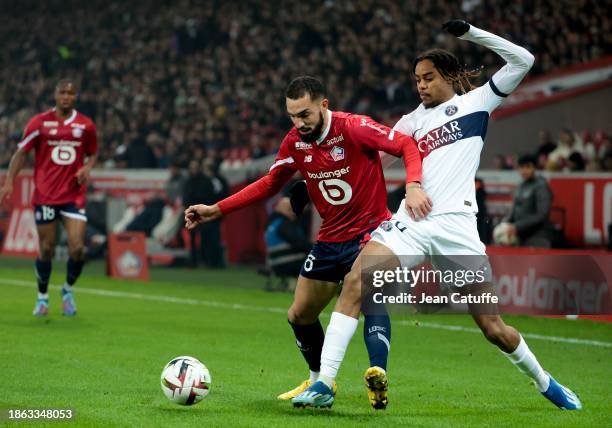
[318,179,353,206]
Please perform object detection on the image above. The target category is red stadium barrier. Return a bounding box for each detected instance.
[548,176,612,247]
[1,171,610,262]
[487,246,612,322]
[1,174,37,256]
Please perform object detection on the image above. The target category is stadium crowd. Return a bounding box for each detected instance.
[1,0,610,170]
[495,128,612,172]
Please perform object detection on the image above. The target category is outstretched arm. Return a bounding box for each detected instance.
[444,20,535,96]
[463,25,534,95]
[185,141,296,229]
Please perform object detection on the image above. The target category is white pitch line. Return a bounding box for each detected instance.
[2,278,611,348]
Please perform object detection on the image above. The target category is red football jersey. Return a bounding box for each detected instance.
[219,110,422,242]
[18,109,97,207]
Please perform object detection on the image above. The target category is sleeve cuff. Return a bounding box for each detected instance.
[488,79,509,98]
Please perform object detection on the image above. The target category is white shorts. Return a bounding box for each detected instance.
[370,209,489,281]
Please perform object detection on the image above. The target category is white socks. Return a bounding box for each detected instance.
[502,335,550,392]
[319,312,359,387]
[309,370,319,383]
[318,317,549,393]
[38,292,48,300]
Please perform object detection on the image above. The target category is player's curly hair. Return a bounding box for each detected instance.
[413,49,481,94]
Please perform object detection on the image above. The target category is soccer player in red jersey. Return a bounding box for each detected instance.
[0,79,97,317]
[185,76,432,407]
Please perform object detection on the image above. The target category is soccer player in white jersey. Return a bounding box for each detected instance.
[293,20,582,411]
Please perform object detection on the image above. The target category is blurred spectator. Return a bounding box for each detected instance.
[568,152,586,171]
[264,196,311,288]
[603,156,612,171]
[504,154,555,248]
[121,137,159,169]
[547,128,584,170]
[125,196,165,236]
[493,154,513,170]
[0,0,609,166]
[200,157,228,268]
[165,161,186,206]
[149,164,188,245]
[535,130,557,168]
[250,135,269,160]
[203,157,228,201]
[0,134,21,168]
[182,159,217,267]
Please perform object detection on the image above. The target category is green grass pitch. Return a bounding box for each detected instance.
[0,257,610,427]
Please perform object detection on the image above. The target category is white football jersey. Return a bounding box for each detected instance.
[394,25,534,216]
[394,83,503,215]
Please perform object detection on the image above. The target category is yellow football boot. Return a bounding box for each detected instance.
[278,379,337,400]
[364,366,388,409]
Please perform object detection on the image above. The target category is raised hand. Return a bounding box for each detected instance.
[442,20,470,37]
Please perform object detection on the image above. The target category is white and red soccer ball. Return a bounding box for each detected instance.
[493,222,518,246]
[160,356,211,405]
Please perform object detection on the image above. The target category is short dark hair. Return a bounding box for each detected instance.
[285,76,326,100]
[413,49,481,94]
[518,154,537,166]
[56,78,77,91]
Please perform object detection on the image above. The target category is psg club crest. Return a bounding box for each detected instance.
[72,127,83,138]
[445,105,458,116]
[380,221,393,232]
[330,146,345,162]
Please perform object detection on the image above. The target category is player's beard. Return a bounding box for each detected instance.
[298,112,325,143]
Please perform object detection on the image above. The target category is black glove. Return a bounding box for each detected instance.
[442,20,470,37]
[288,180,310,216]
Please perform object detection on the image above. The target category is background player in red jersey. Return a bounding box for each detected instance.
[185,76,432,407]
[0,79,98,316]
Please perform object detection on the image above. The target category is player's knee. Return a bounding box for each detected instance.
[343,270,362,300]
[39,241,55,260]
[68,244,85,260]
[288,304,318,325]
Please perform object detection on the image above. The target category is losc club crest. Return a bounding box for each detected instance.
[445,105,458,116]
[116,250,142,277]
[380,221,393,232]
[330,146,345,161]
[72,127,83,138]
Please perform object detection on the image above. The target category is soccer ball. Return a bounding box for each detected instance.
[160,356,211,405]
[493,222,518,246]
